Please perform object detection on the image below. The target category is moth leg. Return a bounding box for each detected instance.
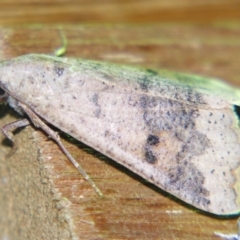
[1,118,30,156]
[18,102,103,197]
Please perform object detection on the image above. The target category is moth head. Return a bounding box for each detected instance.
[0,87,24,115]
[0,88,8,103]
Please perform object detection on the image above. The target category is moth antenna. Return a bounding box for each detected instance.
[53,27,67,57]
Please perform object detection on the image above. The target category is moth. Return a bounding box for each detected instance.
[0,54,240,217]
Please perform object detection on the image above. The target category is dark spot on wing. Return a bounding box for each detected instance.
[137,74,153,92]
[142,96,197,132]
[139,82,148,92]
[145,150,157,164]
[91,93,101,118]
[140,95,158,109]
[137,70,206,105]
[140,94,211,209]
[147,134,159,146]
[54,66,65,77]
[92,93,99,105]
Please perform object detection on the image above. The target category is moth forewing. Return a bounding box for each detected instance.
[0,54,240,216]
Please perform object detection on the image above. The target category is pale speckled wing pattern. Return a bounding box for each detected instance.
[0,54,240,215]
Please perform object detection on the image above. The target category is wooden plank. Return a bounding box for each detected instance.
[0,24,239,239]
[0,1,240,25]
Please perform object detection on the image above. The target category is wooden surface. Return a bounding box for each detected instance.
[0,0,240,25]
[0,24,240,240]
[0,1,240,240]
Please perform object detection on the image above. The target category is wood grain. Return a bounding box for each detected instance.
[0,0,240,25]
[0,24,239,239]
